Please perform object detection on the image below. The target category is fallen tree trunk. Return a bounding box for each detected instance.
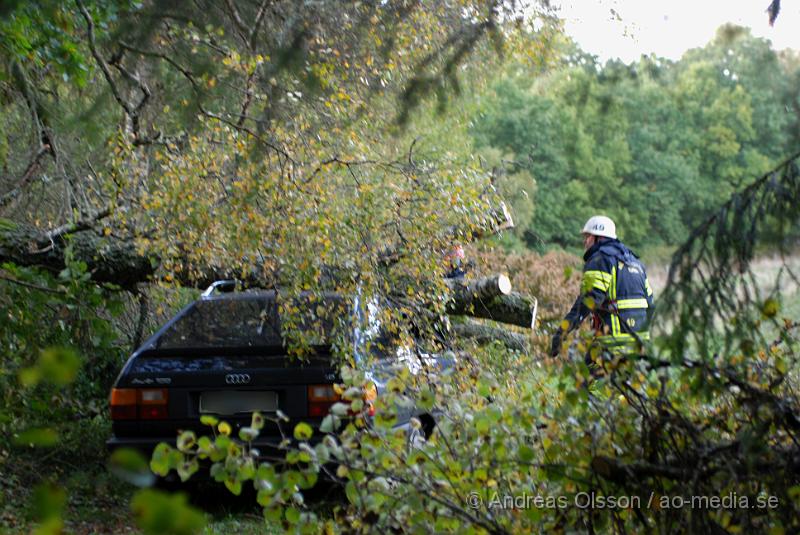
[2,224,539,350]
[0,223,278,290]
[447,274,537,329]
[474,292,538,329]
[446,274,511,305]
[2,225,538,342]
[451,319,529,352]
[0,224,155,289]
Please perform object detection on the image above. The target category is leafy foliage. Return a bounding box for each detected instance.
[1,256,123,446]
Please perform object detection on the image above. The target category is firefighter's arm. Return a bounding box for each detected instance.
[563,294,588,333]
[582,255,613,313]
[551,258,611,356]
[644,275,655,323]
[551,295,585,357]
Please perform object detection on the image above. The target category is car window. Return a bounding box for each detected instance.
[155,294,349,349]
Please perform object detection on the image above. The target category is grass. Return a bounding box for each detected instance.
[0,415,280,534]
[204,515,278,535]
[1,442,339,534]
[2,471,286,534]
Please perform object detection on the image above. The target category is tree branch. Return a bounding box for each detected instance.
[0,144,52,209]
[0,271,67,295]
[43,208,112,242]
[249,0,271,49]
[224,0,251,43]
[77,0,133,117]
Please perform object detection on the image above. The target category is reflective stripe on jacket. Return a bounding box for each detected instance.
[564,238,654,347]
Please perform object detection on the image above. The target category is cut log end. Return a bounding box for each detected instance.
[498,273,511,295]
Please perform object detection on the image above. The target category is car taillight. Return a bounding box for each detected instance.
[138,388,169,419]
[308,384,339,417]
[110,388,169,420]
[110,388,137,420]
[307,383,378,418]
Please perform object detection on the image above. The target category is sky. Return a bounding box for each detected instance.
[550,0,800,63]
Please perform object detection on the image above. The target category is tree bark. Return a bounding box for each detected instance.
[0,225,155,289]
[451,319,529,352]
[0,223,278,290]
[447,275,537,329]
[446,274,511,306]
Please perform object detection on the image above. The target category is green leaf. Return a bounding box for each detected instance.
[224,477,242,495]
[177,459,199,482]
[257,463,277,483]
[762,298,779,318]
[239,459,256,481]
[294,422,313,441]
[149,442,173,476]
[177,431,197,452]
[345,481,359,504]
[200,414,219,427]
[210,463,225,482]
[475,417,490,435]
[239,426,258,442]
[217,421,232,436]
[131,489,206,535]
[417,388,435,411]
[263,507,282,523]
[257,488,274,506]
[518,444,535,463]
[108,448,155,487]
[301,472,318,490]
[18,367,41,387]
[197,436,213,457]
[20,347,81,387]
[215,435,231,452]
[31,483,67,522]
[251,411,264,430]
[330,402,349,417]
[14,427,59,447]
[320,415,336,433]
[314,442,330,464]
[285,507,301,524]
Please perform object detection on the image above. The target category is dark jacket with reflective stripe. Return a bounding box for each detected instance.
[564,238,654,345]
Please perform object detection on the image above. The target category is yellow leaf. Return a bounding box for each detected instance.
[218,422,231,436]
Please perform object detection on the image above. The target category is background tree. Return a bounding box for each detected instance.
[470,26,800,254]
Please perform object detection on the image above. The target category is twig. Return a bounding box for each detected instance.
[0,272,66,295]
[249,0,271,49]
[0,144,52,208]
[43,207,112,242]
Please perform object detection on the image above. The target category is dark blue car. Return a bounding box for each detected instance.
[107,283,446,461]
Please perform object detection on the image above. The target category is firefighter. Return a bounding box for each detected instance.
[444,244,467,279]
[550,215,654,362]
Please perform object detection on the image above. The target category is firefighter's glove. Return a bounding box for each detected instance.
[550,327,564,357]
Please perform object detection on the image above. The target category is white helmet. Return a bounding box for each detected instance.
[582,215,617,239]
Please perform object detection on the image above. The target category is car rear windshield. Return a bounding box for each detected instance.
[154,294,349,350]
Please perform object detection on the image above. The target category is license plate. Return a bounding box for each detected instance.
[199,391,278,415]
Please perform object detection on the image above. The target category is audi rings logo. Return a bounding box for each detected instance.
[225,373,251,385]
